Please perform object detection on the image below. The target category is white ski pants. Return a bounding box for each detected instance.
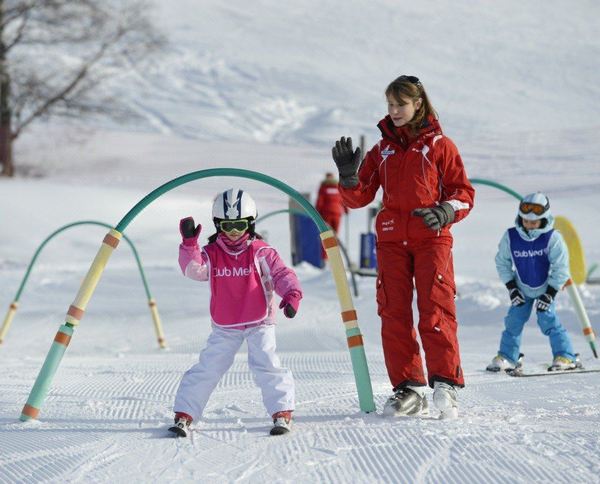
[173,324,295,420]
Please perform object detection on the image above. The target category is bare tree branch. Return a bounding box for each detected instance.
[0,0,167,175]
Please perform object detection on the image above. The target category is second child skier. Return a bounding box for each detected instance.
[487,192,578,372]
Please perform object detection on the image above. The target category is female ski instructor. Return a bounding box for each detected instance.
[331,75,475,419]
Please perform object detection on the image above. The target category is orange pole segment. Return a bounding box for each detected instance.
[21,404,40,419]
[347,335,364,348]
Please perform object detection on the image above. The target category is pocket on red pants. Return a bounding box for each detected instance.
[376,270,387,316]
[430,269,456,318]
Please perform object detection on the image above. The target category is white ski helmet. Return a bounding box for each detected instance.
[518,192,550,221]
[212,188,257,220]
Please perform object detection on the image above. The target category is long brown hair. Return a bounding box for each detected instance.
[385,76,437,133]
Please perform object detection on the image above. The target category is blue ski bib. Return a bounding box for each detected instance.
[508,228,553,289]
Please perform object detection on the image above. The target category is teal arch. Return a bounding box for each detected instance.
[469,178,522,201]
[257,208,304,224]
[117,169,328,232]
[113,168,373,412]
[12,220,154,303]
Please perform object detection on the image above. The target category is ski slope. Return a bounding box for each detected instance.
[2,0,600,482]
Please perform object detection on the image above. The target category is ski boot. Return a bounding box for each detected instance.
[486,353,523,372]
[270,411,293,435]
[433,381,458,420]
[548,354,581,372]
[383,386,429,417]
[169,412,192,437]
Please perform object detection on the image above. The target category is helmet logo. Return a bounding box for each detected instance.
[225,202,239,219]
[222,190,243,219]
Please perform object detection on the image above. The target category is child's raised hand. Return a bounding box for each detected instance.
[279,291,302,318]
[179,217,202,246]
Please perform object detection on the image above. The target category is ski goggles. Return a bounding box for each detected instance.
[519,201,549,215]
[219,219,249,233]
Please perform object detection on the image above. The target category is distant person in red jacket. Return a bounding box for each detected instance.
[315,172,348,235]
[331,75,475,419]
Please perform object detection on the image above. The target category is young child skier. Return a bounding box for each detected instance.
[486,192,578,372]
[170,188,303,437]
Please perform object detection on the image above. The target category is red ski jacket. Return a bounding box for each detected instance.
[340,116,475,243]
[316,181,347,218]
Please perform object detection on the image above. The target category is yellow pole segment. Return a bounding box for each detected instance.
[0,302,19,344]
[321,230,357,327]
[65,230,122,326]
[148,298,167,348]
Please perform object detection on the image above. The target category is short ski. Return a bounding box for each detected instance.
[168,425,189,437]
[270,425,290,436]
[506,367,600,377]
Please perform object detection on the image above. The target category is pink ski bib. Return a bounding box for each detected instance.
[204,241,268,326]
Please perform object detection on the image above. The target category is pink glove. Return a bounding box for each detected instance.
[279,291,302,318]
[179,217,201,246]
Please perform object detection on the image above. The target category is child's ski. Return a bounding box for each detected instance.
[270,424,291,436]
[506,367,600,377]
[168,422,190,437]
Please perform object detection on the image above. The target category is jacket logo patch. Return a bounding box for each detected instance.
[381,219,395,232]
[380,144,394,164]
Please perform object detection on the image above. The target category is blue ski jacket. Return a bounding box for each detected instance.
[495,212,570,298]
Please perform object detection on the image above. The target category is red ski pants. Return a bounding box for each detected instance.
[376,239,464,388]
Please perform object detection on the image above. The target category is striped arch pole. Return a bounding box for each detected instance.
[564,279,598,358]
[320,230,373,400]
[20,168,375,422]
[20,228,122,421]
[0,221,166,349]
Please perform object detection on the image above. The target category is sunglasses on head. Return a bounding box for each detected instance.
[520,201,549,215]
[398,75,422,88]
[219,219,249,233]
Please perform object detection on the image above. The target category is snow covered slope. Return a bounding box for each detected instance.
[2,1,600,482]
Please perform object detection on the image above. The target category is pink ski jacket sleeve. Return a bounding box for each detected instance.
[178,243,209,280]
[255,245,303,300]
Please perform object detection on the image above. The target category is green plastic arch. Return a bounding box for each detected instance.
[117,169,328,232]
[113,168,373,412]
[12,221,154,302]
[469,178,522,201]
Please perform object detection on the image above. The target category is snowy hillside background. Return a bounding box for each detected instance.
[2,1,600,482]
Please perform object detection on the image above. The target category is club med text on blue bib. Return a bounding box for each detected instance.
[508,228,553,288]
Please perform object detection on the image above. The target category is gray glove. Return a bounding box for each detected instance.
[412,202,455,231]
[331,136,362,188]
